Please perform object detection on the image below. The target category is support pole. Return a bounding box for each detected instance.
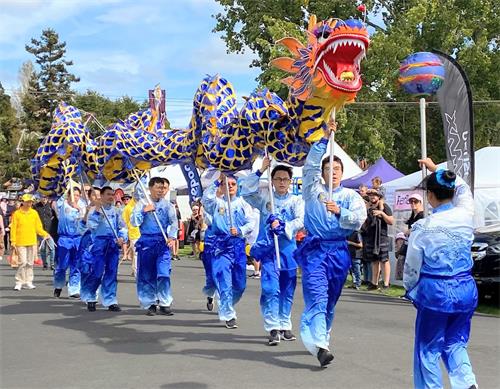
[328,107,336,201]
[419,98,428,215]
[265,148,281,270]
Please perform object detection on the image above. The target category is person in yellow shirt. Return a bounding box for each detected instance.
[122,195,140,277]
[10,194,51,290]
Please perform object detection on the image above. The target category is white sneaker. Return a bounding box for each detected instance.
[24,283,36,290]
[13,283,22,291]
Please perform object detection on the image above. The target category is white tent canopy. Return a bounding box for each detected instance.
[384,147,500,227]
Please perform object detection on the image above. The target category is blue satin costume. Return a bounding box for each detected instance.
[296,139,367,356]
[80,205,128,307]
[202,182,253,322]
[404,176,478,389]
[53,196,86,296]
[131,198,178,309]
[240,171,304,333]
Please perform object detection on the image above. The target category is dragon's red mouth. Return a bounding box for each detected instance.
[315,34,368,92]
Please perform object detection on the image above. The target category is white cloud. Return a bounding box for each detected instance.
[0,0,116,44]
[186,36,259,75]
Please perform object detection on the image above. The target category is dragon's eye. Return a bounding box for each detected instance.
[315,24,332,43]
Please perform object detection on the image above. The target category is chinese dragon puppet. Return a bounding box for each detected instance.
[32,15,369,196]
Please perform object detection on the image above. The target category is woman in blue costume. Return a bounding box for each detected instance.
[404,158,478,389]
[295,123,367,367]
[240,158,304,346]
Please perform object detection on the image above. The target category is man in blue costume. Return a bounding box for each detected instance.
[202,174,253,329]
[404,158,478,389]
[53,186,86,298]
[240,158,304,345]
[296,123,367,367]
[80,186,127,312]
[131,177,178,316]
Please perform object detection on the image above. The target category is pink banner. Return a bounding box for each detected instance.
[393,190,425,211]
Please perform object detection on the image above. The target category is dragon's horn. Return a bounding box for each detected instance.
[308,14,317,32]
[270,57,298,73]
[276,37,305,57]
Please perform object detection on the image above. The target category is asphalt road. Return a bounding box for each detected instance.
[1,258,499,389]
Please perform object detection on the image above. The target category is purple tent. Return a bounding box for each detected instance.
[341,157,404,189]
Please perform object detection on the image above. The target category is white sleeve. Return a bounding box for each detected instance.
[403,224,424,291]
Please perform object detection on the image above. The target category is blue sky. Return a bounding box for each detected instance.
[0,0,261,127]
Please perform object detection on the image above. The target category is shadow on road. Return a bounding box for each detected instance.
[0,295,318,371]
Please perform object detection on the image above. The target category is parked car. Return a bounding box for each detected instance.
[471,225,500,302]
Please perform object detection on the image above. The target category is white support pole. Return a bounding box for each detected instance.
[224,176,234,228]
[265,148,281,270]
[328,107,336,201]
[419,98,428,215]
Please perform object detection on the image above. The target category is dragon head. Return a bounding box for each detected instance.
[271,15,369,103]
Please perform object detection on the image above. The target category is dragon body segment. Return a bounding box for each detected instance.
[32,15,369,195]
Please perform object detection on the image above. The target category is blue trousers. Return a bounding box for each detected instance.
[260,261,297,332]
[201,248,216,298]
[136,235,172,309]
[212,236,246,321]
[54,235,82,296]
[414,308,477,389]
[350,258,362,287]
[39,237,55,268]
[80,237,120,307]
[298,238,350,356]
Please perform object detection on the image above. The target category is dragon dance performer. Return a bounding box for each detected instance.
[404,158,478,389]
[240,158,304,346]
[201,174,253,329]
[53,186,86,299]
[131,177,178,316]
[80,186,128,312]
[295,123,367,367]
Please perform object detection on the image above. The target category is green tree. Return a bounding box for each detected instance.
[73,90,147,137]
[0,83,32,183]
[213,0,500,173]
[25,28,80,133]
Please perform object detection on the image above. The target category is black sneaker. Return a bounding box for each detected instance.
[87,302,96,312]
[280,330,296,341]
[382,284,390,290]
[146,305,157,316]
[50,265,55,270]
[366,283,379,291]
[53,288,62,298]
[225,318,238,329]
[158,306,174,316]
[108,304,122,312]
[317,348,334,367]
[268,330,280,346]
[206,297,214,311]
[69,293,80,299]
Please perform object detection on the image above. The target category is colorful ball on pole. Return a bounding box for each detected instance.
[398,52,445,97]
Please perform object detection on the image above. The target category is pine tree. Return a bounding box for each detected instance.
[25,28,80,133]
